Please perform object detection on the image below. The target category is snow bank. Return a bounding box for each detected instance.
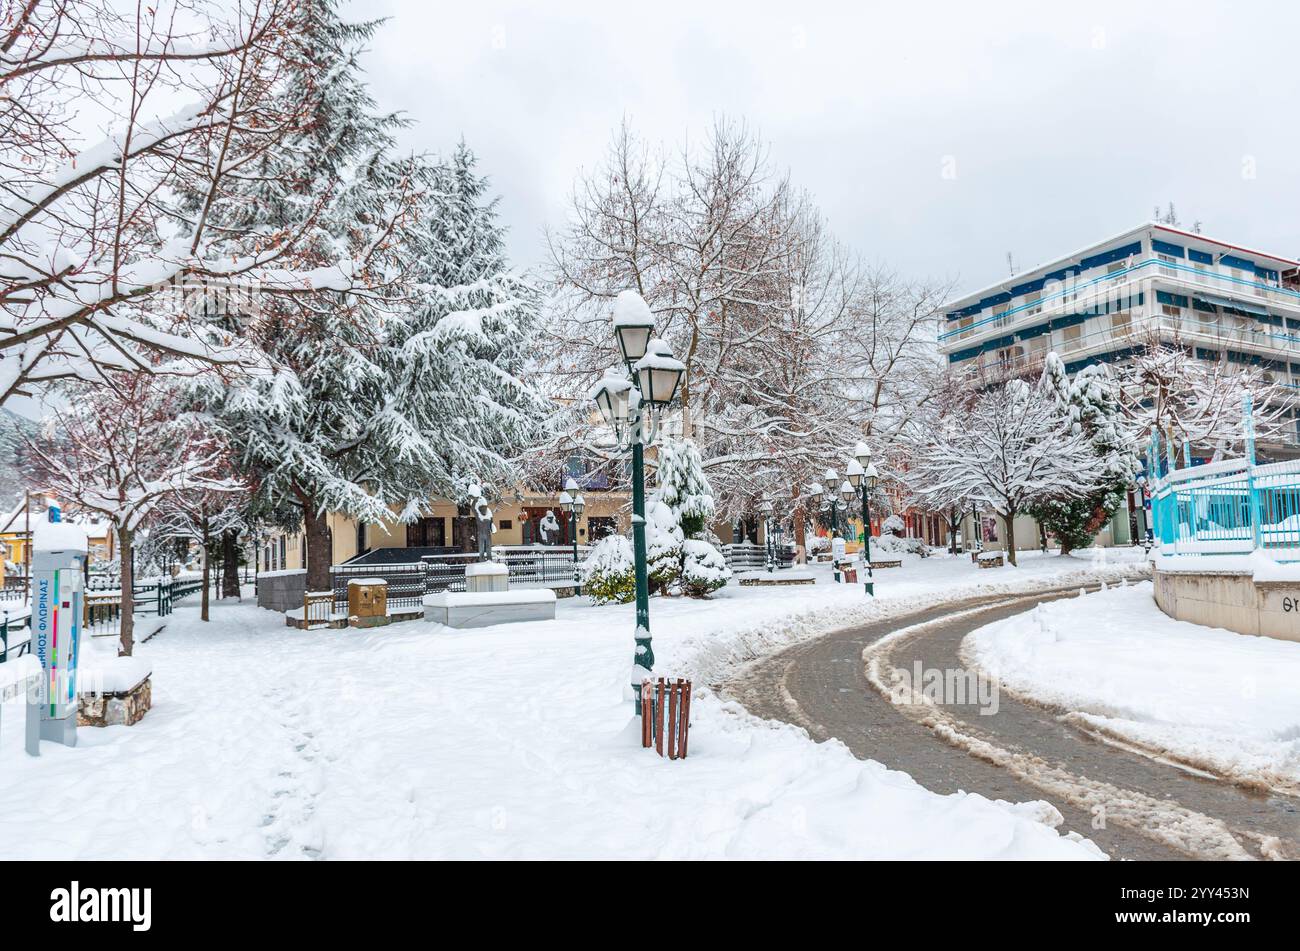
[966,581,1300,791]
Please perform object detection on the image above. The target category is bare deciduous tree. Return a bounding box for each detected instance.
[27,374,241,653]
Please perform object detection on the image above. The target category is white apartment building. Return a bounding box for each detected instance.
[938,222,1300,550]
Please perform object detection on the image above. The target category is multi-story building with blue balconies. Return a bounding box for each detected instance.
[937,223,1300,551]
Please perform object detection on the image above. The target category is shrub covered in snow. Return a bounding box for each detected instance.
[871,533,932,558]
[881,514,905,536]
[653,438,715,539]
[680,539,731,597]
[646,501,685,592]
[581,535,636,604]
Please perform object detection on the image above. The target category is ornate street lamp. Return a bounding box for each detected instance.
[591,295,685,716]
[847,447,880,596]
[759,499,775,573]
[560,477,585,595]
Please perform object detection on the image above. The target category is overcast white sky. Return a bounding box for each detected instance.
[350,0,1300,293]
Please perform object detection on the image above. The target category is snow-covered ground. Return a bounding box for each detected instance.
[0,549,1146,860]
[966,580,1300,792]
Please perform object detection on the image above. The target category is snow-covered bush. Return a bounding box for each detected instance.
[881,514,905,536]
[646,501,684,592]
[581,535,636,604]
[654,438,715,538]
[680,539,731,598]
[871,533,931,558]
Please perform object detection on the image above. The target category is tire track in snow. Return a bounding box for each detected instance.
[863,598,1292,861]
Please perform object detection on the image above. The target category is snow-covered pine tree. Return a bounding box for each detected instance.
[652,438,716,539]
[1029,353,1139,554]
[188,2,437,591]
[385,143,547,503]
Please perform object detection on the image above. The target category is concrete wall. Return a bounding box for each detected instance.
[1153,568,1300,643]
[256,570,307,613]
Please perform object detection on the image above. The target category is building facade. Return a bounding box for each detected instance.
[938,222,1300,552]
[255,481,631,574]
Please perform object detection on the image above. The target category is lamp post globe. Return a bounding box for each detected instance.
[612,290,656,370]
[864,461,880,491]
[591,372,633,442]
[633,338,686,407]
[853,441,871,471]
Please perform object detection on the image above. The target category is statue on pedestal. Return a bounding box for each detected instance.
[538,509,560,546]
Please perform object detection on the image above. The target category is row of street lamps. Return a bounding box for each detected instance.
[589,291,884,715]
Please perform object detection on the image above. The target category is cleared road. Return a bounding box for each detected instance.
[726,585,1300,861]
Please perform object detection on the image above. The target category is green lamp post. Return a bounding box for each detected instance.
[591,292,685,716]
[759,498,775,572]
[847,442,880,596]
[559,477,585,595]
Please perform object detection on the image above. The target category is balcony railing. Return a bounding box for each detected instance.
[941,256,1300,346]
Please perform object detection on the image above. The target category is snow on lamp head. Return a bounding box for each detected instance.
[846,458,864,488]
[612,290,656,370]
[853,441,871,470]
[839,480,855,503]
[634,338,685,408]
[864,461,880,491]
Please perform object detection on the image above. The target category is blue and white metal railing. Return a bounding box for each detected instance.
[1150,434,1300,562]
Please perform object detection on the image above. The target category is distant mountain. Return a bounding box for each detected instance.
[0,409,36,510]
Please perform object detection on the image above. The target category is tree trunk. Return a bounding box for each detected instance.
[118,524,134,657]
[303,501,332,593]
[200,515,211,622]
[222,529,240,601]
[1002,509,1018,566]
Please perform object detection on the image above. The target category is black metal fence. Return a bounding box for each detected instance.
[721,542,796,571]
[329,546,590,612]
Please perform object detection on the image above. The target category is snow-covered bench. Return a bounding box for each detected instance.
[868,559,902,569]
[977,551,1005,569]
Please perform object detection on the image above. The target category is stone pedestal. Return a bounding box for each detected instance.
[424,589,556,628]
[465,560,509,593]
[79,674,152,727]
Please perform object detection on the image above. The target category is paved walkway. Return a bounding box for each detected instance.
[727,586,1300,861]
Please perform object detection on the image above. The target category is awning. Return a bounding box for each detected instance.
[1194,292,1270,317]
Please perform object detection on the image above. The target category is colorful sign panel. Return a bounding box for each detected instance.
[33,562,83,720]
